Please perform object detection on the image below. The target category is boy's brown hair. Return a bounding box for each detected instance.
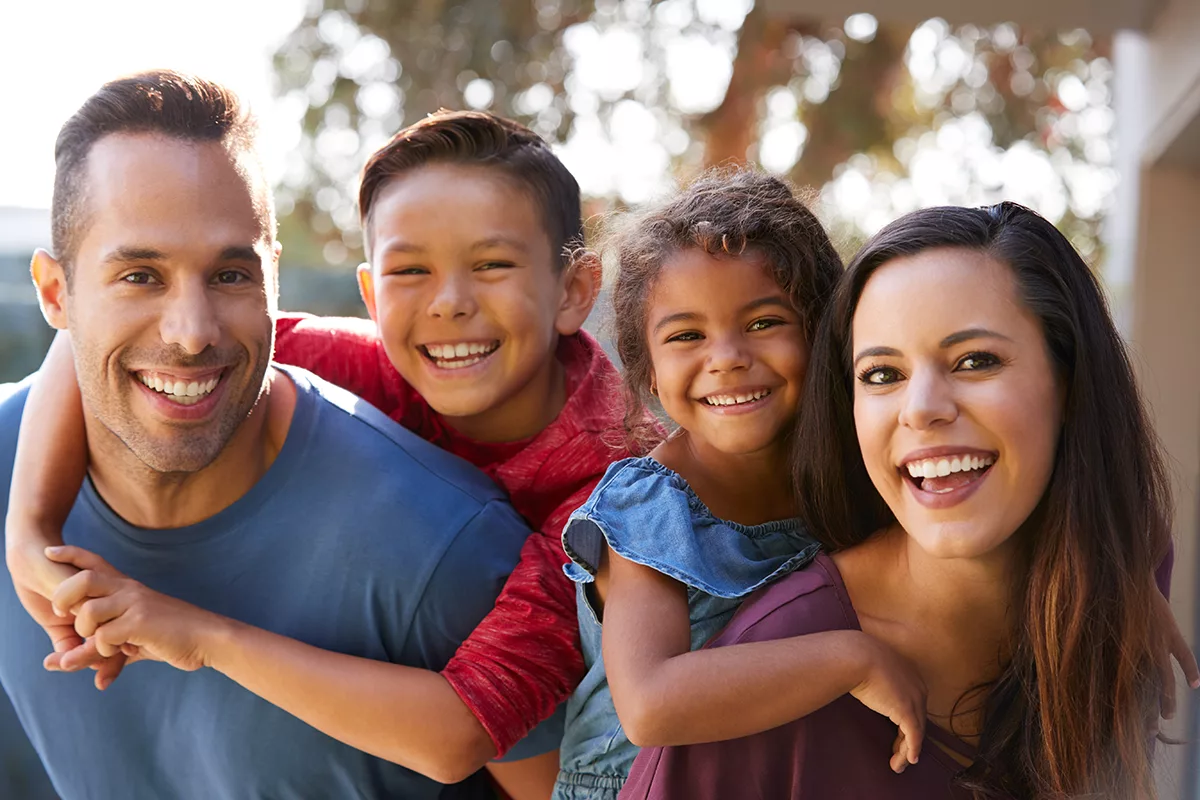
[358,110,583,267]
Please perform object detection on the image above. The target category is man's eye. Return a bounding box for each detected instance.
[216,271,248,285]
[122,272,156,285]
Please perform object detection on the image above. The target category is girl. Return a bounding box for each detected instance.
[553,169,929,800]
[621,203,1199,799]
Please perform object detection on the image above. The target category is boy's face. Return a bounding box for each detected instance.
[359,163,593,441]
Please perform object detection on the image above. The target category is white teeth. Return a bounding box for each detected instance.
[704,389,771,407]
[138,373,220,402]
[425,342,498,363]
[904,454,995,480]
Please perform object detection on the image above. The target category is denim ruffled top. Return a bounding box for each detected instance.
[552,456,820,800]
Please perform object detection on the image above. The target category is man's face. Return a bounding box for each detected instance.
[47,133,277,473]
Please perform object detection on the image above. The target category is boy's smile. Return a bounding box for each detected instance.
[358,162,595,442]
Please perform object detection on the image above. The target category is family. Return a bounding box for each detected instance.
[1,69,1196,800]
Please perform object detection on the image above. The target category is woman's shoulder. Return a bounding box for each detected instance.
[706,553,860,647]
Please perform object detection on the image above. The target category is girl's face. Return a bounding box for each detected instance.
[646,248,808,455]
[851,248,1063,560]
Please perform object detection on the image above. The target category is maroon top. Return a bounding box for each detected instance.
[620,553,987,800]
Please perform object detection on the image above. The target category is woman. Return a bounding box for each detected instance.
[620,203,1190,799]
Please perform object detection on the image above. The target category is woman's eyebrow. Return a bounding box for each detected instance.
[853,345,900,366]
[939,328,1013,348]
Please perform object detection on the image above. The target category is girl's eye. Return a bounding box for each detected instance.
[122,272,156,285]
[665,331,703,343]
[955,352,1001,372]
[748,317,785,332]
[857,365,903,385]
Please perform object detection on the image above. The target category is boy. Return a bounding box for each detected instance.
[7,111,646,797]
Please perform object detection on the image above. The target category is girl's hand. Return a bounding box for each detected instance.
[848,634,927,773]
[1151,589,1200,722]
[46,545,227,674]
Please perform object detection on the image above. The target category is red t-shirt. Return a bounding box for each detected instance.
[274,313,640,755]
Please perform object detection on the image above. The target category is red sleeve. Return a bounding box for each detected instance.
[440,487,595,757]
[274,313,413,419]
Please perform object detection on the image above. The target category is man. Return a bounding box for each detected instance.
[0,70,555,799]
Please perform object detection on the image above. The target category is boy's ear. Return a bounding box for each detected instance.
[30,249,69,330]
[555,251,602,337]
[356,263,379,324]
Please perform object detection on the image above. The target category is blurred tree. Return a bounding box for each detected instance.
[273,0,1114,266]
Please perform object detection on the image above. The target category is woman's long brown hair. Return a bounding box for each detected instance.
[794,203,1171,799]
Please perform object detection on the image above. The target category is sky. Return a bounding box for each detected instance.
[0,0,307,210]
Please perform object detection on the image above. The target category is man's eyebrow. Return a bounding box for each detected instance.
[939,328,1013,348]
[101,246,167,264]
[218,245,264,263]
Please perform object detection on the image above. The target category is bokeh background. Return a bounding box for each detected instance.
[2,0,1197,797]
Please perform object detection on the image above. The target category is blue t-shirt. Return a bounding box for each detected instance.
[554,456,820,800]
[0,366,561,800]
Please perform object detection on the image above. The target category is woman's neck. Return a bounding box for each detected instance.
[834,525,1017,739]
[652,430,796,525]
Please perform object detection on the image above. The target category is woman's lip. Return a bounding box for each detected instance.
[898,445,997,468]
[902,464,992,510]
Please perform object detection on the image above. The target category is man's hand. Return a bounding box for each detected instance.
[46,545,229,674]
[5,535,127,690]
[848,634,927,774]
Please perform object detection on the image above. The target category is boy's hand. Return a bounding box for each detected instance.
[46,545,225,674]
[848,634,927,774]
[1151,589,1200,722]
[5,536,128,690]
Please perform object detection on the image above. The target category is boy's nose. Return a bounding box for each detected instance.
[427,276,476,319]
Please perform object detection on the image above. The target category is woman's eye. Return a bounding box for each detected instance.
[955,352,1001,372]
[858,365,902,385]
[748,317,784,332]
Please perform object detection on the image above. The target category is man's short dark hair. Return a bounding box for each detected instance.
[51,69,273,273]
[358,110,583,268]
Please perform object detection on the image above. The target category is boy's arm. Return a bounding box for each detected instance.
[601,549,926,772]
[48,499,543,786]
[274,313,415,419]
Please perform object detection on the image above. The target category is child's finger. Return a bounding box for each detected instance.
[57,639,104,672]
[44,545,116,574]
[889,731,908,774]
[901,711,924,765]
[1169,627,1200,690]
[93,652,128,692]
[73,595,127,640]
[50,568,119,617]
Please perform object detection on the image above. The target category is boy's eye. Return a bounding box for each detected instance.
[955,352,1001,372]
[857,365,903,385]
[476,261,515,271]
[387,266,428,276]
[748,317,785,332]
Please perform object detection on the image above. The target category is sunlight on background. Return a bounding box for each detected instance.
[0,0,307,210]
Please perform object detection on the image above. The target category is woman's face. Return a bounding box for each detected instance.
[851,248,1063,560]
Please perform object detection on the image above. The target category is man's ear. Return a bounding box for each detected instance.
[30,249,69,330]
[356,263,379,324]
[555,250,602,337]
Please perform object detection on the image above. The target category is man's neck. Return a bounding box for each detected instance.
[86,369,296,530]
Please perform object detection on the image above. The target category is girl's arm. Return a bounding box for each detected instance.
[602,549,927,771]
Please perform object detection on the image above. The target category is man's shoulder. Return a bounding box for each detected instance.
[285,365,510,508]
